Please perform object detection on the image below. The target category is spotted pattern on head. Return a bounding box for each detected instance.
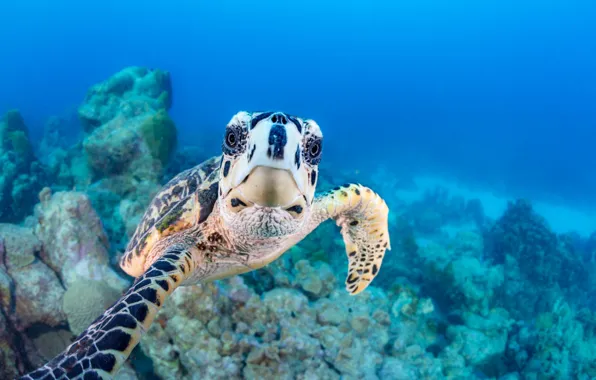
[218,111,323,207]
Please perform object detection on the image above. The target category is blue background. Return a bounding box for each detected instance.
[1,0,595,207]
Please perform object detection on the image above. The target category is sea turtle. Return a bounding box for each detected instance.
[22,111,391,379]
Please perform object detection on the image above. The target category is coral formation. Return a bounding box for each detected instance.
[28,189,128,290]
[0,110,47,222]
[62,278,122,335]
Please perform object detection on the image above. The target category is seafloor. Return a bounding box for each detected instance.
[0,67,594,380]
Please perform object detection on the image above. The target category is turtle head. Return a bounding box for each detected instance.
[218,111,323,237]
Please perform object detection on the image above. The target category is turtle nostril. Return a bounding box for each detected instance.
[270,112,287,125]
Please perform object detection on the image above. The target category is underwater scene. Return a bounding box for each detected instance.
[1,1,596,379]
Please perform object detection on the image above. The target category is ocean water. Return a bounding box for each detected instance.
[2,0,595,209]
[1,0,596,379]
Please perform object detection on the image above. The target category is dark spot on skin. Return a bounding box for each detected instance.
[171,186,183,197]
[269,124,288,160]
[372,265,379,275]
[295,146,301,169]
[153,261,176,272]
[376,244,381,248]
[60,356,76,370]
[96,329,132,352]
[138,287,158,305]
[187,176,198,194]
[311,170,317,186]
[170,274,179,283]
[334,186,340,191]
[343,183,350,187]
[340,191,348,197]
[66,364,84,378]
[384,242,388,248]
[286,205,303,214]
[355,188,361,195]
[347,274,359,284]
[110,303,126,314]
[364,269,370,274]
[198,182,219,223]
[231,198,247,207]
[131,279,151,292]
[287,115,302,133]
[350,220,358,226]
[128,303,149,323]
[53,368,66,377]
[251,111,273,129]
[101,314,137,331]
[248,144,256,162]
[223,161,231,177]
[267,147,272,158]
[84,371,101,380]
[349,251,357,257]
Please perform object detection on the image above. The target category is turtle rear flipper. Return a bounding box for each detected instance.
[20,244,198,380]
[314,184,391,295]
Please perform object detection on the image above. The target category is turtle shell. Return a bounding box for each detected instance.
[120,155,221,277]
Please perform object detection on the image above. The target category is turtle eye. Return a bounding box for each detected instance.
[223,125,245,155]
[226,129,237,147]
[304,136,323,165]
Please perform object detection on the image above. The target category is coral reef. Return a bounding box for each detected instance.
[485,199,591,319]
[0,110,47,222]
[1,66,595,379]
[77,67,177,253]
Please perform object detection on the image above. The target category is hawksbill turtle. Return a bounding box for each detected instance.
[22,111,391,379]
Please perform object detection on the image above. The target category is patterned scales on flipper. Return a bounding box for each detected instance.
[317,183,391,295]
[120,156,221,277]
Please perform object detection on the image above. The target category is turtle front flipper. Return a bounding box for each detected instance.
[20,244,198,380]
[314,184,391,295]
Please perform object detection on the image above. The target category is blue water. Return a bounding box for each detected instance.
[1,0,595,206]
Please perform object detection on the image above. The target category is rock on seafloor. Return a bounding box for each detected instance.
[0,188,130,377]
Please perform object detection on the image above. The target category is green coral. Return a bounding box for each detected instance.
[138,109,177,166]
[0,110,34,165]
[7,130,33,160]
[3,109,27,132]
